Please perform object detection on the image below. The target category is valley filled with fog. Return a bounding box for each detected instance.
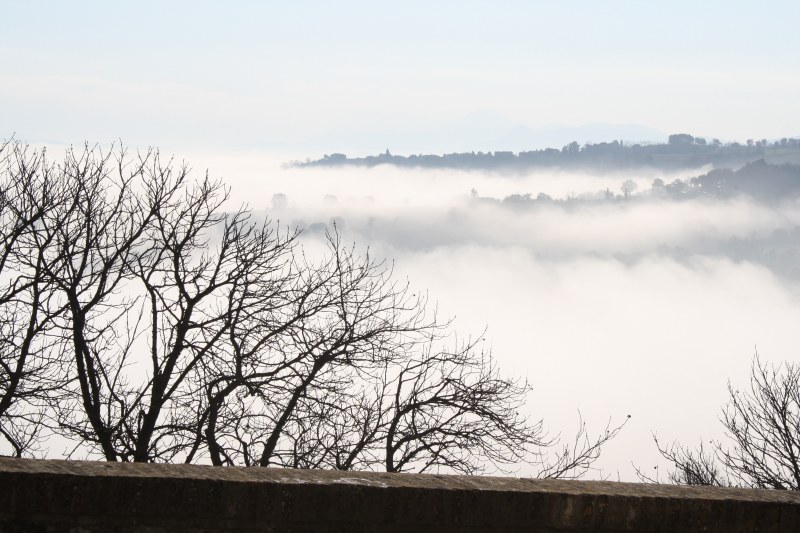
[182,150,800,480]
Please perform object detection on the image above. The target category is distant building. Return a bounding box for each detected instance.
[323,153,347,163]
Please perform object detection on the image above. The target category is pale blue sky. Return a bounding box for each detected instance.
[2,1,798,151]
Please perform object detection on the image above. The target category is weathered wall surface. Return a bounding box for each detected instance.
[1,457,799,532]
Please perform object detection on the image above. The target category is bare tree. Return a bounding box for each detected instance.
[635,437,731,487]
[237,326,629,477]
[268,333,541,475]
[0,141,623,478]
[381,337,540,475]
[0,142,70,456]
[645,355,800,490]
[195,231,438,468]
[34,146,302,463]
[537,412,629,480]
[36,146,209,462]
[720,356,800,489]
[620,179,638,199]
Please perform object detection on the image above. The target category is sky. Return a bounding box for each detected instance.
[2,1,799,153]
[3,2,800,479]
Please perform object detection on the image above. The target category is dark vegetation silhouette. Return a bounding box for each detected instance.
[475,159,800,209]
[294,135,800,172]
[0,140,625,476]
[638,355,800,490]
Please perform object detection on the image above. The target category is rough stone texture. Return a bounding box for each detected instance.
[1,457,799,532]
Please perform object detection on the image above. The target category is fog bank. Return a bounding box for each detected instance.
[206,151,800,479]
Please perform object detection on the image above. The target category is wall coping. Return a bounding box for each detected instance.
[3,456,799,503]
[2,457,800,532]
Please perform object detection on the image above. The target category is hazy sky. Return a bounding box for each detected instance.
[2,1,799,152]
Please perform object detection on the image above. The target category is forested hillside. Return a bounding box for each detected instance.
[295,135,800,172]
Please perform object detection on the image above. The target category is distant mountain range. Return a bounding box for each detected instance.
[298,111,667,155]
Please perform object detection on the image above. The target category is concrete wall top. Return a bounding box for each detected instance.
[2,456,800,503]
[2,457,800,532]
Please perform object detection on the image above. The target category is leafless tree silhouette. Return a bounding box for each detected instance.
[642,355,800,490]
[0,141,623,477]
[0,142,72,455]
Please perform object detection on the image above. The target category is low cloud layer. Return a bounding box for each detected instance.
[199,152,800,479]
[391,248,800,478]
[284,198,800,258]
[181,149,703,207]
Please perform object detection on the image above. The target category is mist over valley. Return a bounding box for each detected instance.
[186,144,800,479]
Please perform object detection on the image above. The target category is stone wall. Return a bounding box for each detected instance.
[1,457,799,532]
